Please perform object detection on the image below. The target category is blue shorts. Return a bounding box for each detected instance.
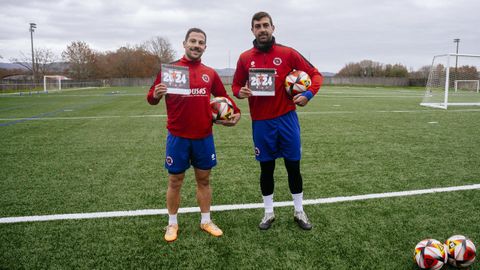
[252,110,301,162]
[164,133,217,174]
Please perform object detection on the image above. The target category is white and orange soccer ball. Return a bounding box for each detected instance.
[210,97,234,123]
[445,235,476,268]
[414,239,448,270]
[285,70,311,96]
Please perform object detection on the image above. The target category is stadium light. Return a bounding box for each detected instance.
[30,23,36,82]
[453,38,460,84]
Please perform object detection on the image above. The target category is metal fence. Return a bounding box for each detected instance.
[0,80,103,92]
[1,76,427,92]
[219,76,421,87]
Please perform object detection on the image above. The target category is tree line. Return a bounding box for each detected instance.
[1,36,175,81]
[335,59,478,86]
[3,45,477,84]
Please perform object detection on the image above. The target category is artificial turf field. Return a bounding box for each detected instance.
[1,86,479,269]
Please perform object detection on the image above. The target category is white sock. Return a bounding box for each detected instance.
[263,194,274,214]
[292,192,304,212]
[201,212,211,224]
[168,214,177,225]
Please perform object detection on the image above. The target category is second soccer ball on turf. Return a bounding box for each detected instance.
[414,239,448,270]
[445,235,476,268]
[210,97,234,123]
[285,70,311,96]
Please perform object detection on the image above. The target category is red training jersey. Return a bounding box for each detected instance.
[147,56,240,139]
[232,40,322,121]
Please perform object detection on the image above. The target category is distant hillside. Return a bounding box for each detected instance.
[0,62,68,72]
[216,68,336,77]
[321,72,336,77]
[0,62,28,70]
[215,68,235,77]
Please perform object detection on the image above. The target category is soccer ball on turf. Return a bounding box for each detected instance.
[210,97,234,123]
[414,239,448,270]
[285,70,311,96]
[445,235,476,268]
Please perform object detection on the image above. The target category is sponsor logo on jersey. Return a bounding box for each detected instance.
[202,74,210,83]
[165,156,173,166]
[273,57,282,66]
[190,87,207,95]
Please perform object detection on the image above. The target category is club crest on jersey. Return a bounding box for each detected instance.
[165,156,173,166]
[273,57,282,66]
[202,74,210,83]
[250,61,256,67]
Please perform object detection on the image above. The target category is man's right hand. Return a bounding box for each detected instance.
[153,83,168,99]
[238,86,252,99]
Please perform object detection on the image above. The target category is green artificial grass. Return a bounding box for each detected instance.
[1,86,479,269]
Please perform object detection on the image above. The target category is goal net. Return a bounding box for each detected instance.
[43,75,68,92]
[421,54,480,109]
[455,80,479,93]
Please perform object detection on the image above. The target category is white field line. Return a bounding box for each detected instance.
[1,183,479,224]
[1,108,480,122]
[0,115,168,121]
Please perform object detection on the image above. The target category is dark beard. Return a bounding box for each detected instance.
[253,36,275,52]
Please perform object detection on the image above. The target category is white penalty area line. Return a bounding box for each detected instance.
[1,183,479,224]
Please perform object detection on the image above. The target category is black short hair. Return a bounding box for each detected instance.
[185,28,207,42]
[251,11,273,28]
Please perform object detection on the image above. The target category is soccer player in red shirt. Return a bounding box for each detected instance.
[147,28,241,242]
[232,12,323,230]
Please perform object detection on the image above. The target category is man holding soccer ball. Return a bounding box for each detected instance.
[232,12,323,230]
[147,28,240,242]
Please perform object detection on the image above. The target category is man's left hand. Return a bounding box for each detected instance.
[217,113,241,126]
[293,95,309,107]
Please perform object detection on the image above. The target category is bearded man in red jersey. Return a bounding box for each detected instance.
[232,12,323,231]
[147,28,241,242]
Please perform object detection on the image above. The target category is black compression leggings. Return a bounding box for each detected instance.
[259,159,303,196]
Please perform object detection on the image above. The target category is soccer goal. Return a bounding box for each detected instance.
[43,75,68,92]
[421,53,480,109]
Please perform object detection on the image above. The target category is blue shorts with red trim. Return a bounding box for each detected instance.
[252,110,301,162]
[165,132,217,174]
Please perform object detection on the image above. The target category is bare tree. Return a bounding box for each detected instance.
[9,48,58,81]
[142,36,176,65]
[35,48,58,77]
[62,41,96,80]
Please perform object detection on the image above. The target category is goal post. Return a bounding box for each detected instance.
[43,75,67,92]
[421,53,480,109]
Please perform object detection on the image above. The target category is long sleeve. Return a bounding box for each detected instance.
[146,70,162,105]
[232,56,248,98]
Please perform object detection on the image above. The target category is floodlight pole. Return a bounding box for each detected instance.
[453,38,460,86]
[30,23,37,83]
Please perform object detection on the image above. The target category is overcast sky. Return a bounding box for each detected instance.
[1,0,479,73]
